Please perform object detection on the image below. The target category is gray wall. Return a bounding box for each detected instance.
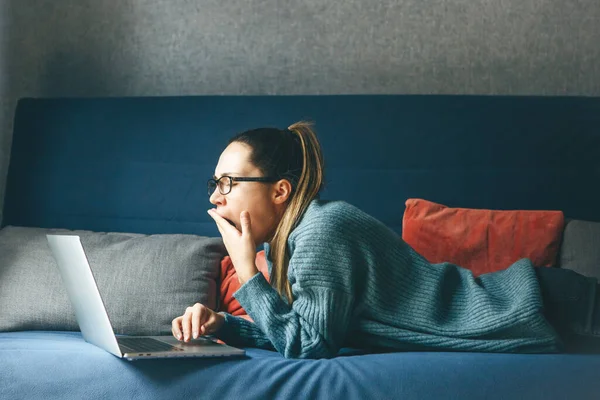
[1,0,600,222]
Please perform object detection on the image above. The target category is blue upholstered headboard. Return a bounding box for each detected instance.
[3,95,600,237]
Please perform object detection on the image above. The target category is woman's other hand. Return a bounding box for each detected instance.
[171,303,225,342]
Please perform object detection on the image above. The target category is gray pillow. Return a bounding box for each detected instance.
[0,226,226,335]
[559,219,600,280]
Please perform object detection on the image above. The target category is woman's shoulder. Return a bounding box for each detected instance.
[287,199,403,266]
[301,199,363,220]
[305,198,357,213]
[292,199,377,237]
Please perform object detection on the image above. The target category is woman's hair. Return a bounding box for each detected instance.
[228,121,324,304]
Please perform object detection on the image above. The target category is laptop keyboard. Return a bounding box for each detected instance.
[117,337,183,353]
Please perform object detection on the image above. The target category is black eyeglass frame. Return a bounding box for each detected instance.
[207,175,280,196]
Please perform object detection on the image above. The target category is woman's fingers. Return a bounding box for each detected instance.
[240,210,252,238]
[180,303,210,342]
[192,304,206,339]
[172,303,222,342]
[171,316,183,340]
[207,209,227,231]
[181,307,193,341]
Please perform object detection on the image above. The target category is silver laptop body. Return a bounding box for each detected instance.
[46,234,246,360]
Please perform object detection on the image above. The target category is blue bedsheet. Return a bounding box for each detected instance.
[1,331,599,399]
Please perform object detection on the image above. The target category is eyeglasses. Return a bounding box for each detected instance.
[207,175,279,196]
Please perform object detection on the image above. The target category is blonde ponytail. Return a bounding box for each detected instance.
[270,121,324,304]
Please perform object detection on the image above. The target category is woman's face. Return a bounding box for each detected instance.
[209,141,289,245]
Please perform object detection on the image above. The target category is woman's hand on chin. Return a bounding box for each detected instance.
[208,209,259,284]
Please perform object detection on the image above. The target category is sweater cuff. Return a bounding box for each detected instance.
[216,312,241,343]
[216,312,251,346]
[233,271,278,310]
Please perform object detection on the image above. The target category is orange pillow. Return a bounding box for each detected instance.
[402,198,565,276]
[219,250,270,321]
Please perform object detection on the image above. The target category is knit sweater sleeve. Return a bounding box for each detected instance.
[222,215,356,359]
[215,312,276,351]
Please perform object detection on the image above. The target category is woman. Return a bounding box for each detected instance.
[171,122,600,359]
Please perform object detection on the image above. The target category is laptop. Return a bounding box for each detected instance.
[46,234,246,360]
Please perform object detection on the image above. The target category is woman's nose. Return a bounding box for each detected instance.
[209,188,223,205]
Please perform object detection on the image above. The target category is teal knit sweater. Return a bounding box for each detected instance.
[217,200,562,359]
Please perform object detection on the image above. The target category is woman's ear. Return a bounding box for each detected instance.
[272,179,292,205]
